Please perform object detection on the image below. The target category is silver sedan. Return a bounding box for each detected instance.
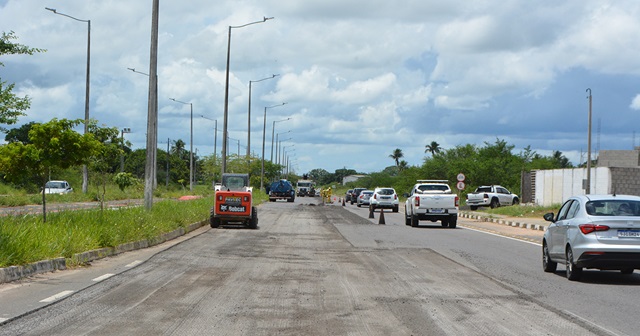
[542,194,640,281]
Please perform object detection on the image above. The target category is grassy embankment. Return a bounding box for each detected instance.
[0,184,270,268]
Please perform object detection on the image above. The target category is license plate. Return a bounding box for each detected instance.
[430,209,444,214]
[618,230,640,238]
[225,197,240,203]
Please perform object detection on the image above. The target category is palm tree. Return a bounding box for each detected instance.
[425,141,442,156]
[171,139,187,159]
[389,148,403,167]
[398,160,408,172]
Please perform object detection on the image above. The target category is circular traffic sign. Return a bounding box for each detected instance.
[456,181,465,190]
[457,173,465,182]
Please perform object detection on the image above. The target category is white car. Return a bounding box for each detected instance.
[43,180,73,194]
[357,190,374,207]
[369,187,399,212]
[542,194,640,281]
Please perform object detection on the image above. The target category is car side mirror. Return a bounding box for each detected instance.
[543,212,555,222]
[403,193,409,197]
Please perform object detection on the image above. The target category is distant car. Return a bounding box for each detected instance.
[345,189,354,203]
[43,180,73,194]
[369,187,399,212]
[542,194,640,281]
[357,190,374,207]
[350,188,367,205]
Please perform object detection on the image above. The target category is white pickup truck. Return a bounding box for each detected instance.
[466,185,519,210]
[404,180,459,228]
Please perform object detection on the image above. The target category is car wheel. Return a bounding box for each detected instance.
[542,241,557,272]
[566,247,582,281]
[411,214,419,227]
[393,205,398,213]
[469,205,478,211]
[441,219,449,228]
[621,268,634,275]
[512,198,520,206]
[490,198,499,209]
[248,207,258,230]
[357,203,361,207]
[448,216,457,229]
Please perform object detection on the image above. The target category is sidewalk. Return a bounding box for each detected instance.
[459,211,549,231]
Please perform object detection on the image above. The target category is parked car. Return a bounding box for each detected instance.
[357,190,374,207]
[369,187,399,212]
[350,188,367,205]
[345,189,354,203]
[43,180,73,194]
[542,194,640,281]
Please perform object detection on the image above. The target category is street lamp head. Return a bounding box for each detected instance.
[45,7,57,13]
[264,17,275,22]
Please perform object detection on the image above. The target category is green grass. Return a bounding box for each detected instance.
[475,204,560,218]
[0,197,215,268]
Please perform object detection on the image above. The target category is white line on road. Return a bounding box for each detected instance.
[39,290,74,303]
[125,260,143,268]
[92,273,115,282]
[0,317,8,323]
[461,226,541,246]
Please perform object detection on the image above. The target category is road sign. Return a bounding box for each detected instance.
[457,173,465,182]
[456,181,465,190]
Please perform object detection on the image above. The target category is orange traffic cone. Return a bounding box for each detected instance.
[369,206,374,219]
[378,208,386,225]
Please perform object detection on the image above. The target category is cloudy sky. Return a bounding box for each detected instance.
[2,0,640,175]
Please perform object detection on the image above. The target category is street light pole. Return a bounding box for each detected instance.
[45,7,91,194]
[247,75,278,167]
[271,119,291,162]
[586,88,592,195]
[222,17,274,175]
[276,132,291,166]
[260,103,287,190]
[170,98,194,192]
[120,128,131,172]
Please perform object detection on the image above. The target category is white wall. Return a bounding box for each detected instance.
[535,167,611,206]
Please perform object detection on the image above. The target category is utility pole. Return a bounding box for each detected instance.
[586,88,592,195]
[144,0,159,210]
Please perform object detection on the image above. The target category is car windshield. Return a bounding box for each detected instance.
[224,176,247,190]
[378,188,395,195]
[586,200,640,216]
[45,182,65,188]
[417,185,449,192]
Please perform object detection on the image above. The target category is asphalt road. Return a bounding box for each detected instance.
[1,197,638,335]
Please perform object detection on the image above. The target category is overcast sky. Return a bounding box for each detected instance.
[2,0,640,175]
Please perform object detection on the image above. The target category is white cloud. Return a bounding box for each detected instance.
[631,94,640,110]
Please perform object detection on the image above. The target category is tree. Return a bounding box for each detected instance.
[5,121,37,144]
[389,148,404,167]
[0,31,45,132]
[425,141,442,156]
[0,118,101,221]
[87,121,124,209]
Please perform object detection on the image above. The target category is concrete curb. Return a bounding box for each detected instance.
[458,212,548,231]
[0,220,208,285]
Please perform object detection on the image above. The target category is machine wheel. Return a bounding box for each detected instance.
[566,247,582,281]
[490,198,499,209]
[411,214,419,227]
[448,216,457,228]
[248,207,258,229]
[542,241,557,272]
[209,208,220,228]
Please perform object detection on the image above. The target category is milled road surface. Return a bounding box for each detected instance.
[0,199,616,335]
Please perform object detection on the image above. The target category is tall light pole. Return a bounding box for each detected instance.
[46,7,91,194]
[170,98,194,192]
[271,119,291,162]
[120,128,131,172]
[276,133,291,165]
[201,115,218,182]
[222,17,274,175]
[261,103,286,190]
[248,75,278,166]
[586,88,593,195]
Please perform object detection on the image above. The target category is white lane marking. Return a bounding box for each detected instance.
[0,317,9,323]
[40,290,74,303]
[125,260,143,268]
[461,226,541,246]
[92,273,115,282]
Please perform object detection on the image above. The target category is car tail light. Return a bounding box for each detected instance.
[243,196,249,202]
[394,194,397,200]
[373,194,377,199]
[217,195,223,201]
[414,197,420,207]
[455,196,459,207]
[579,224,610,234]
